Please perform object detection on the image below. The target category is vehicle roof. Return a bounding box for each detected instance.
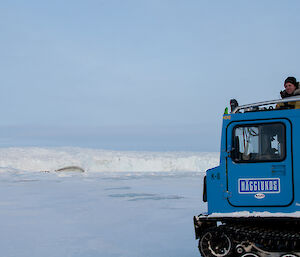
[232,96,300,114]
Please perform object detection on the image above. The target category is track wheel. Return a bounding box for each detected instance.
[199,227,233,257]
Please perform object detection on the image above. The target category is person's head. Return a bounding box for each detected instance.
[284,76,298,95]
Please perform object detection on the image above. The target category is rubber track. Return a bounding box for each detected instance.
[222,224,300,252]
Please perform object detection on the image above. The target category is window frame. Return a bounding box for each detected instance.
[231,122,286,163]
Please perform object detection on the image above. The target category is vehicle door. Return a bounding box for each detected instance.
[226,119,294,207]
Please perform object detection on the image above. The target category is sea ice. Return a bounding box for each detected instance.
[0,147,214,257]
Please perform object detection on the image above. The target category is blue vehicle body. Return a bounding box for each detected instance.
[207,108,300,215]
[194,98,300,257]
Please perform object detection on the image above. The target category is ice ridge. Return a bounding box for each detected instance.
[0,147,219,173]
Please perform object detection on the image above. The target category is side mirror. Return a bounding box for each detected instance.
[230,136,240,161]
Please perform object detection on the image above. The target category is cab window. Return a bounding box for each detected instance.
[232,123,285,162]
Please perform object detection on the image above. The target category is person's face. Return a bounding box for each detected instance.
[285,82,296,95]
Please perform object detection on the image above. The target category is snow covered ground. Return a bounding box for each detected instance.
[0,147,219,257]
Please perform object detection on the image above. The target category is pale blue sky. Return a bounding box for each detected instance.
[1,1,300,151]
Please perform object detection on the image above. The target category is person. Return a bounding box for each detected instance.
[280,76,300,98]
[277,76,300,109]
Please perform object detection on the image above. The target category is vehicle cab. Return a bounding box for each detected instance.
[205,96,300,215]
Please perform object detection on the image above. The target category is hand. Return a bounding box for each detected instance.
[280,90,289,98]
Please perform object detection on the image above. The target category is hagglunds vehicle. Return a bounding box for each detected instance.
[194,97,300,257]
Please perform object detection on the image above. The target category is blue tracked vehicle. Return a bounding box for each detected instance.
[194,97,300,257]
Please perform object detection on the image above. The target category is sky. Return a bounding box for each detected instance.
[1,0,300,151]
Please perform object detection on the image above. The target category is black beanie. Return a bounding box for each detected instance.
[284,76,298,88]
